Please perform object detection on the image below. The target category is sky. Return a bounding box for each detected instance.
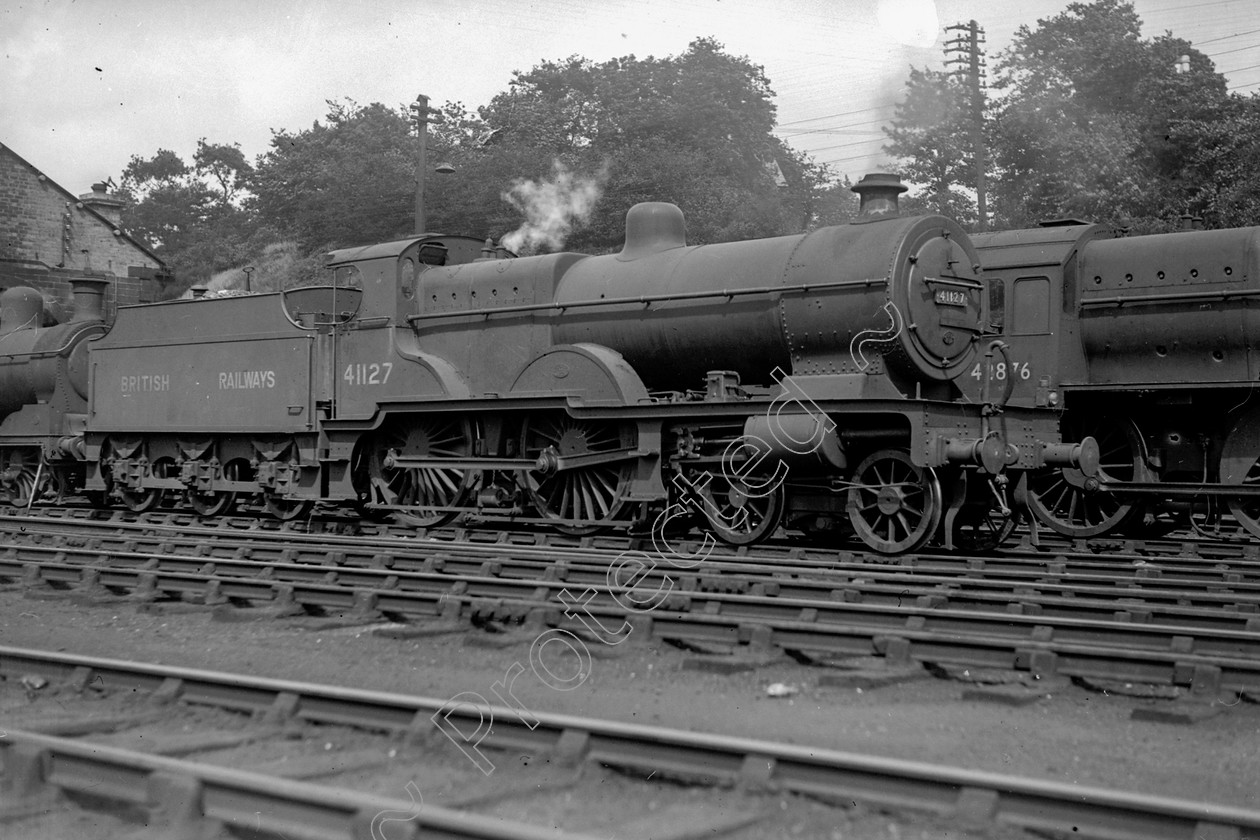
[2,0,1258,195]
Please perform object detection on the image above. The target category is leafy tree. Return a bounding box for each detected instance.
[883,68,977,222]
[117,146,254,291]
[462,38,830,251]
[1170,93,1260,228]
[992,0,1229,229]
[885,0,1244,230]
[194,139,252,205]
[118,40,849,289]
[249,100,416,250]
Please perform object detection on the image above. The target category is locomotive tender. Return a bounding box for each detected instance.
[0,175,1092,554]
[970,221,1260,539]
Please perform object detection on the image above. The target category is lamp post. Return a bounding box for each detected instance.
[411,94,440,234]
[243,265,255,293]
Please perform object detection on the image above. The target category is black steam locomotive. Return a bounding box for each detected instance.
[969,221,1260,539]
[0,175,1090,554]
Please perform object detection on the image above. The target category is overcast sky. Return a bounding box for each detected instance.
[3,0,1258,195]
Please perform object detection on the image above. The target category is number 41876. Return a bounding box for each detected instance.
[970,361,1031,381]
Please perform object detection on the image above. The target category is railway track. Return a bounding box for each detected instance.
[11,501,1260,563]
[11,509,1260,617]
[10,509,1260,587]
[1,732,587,840]
[5,515,1260,695]
[3,645,1260,840]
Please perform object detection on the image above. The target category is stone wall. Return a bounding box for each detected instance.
[0,142,169,320]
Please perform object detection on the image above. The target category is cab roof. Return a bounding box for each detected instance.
[325,234,491,267]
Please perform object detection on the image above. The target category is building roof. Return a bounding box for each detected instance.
[0,141,167,269]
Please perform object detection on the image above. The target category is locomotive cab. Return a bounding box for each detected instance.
[968,221,1113,411]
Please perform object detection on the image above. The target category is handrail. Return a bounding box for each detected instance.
[406,276,889,323]
[1081,287,1260,309]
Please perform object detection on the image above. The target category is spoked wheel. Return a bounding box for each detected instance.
[1227,456,1260,540]
[3,449,50,507]
[359,416,477,528]
[264,495,313,521]
[120,456,175,513]
[187,459,243,517]
[685,465,785,547]
[847,449,943,555]
[1028,416,1145,538]
[520,414,634,536]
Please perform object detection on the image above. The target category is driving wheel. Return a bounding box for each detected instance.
[847,449,943,554]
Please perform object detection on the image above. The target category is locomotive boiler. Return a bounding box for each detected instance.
[970,221,1260,539]
[0,279,109,503]
[3,175,1093,554]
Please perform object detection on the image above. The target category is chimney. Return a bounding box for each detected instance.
[78,181,125,227]
[68,278,109,323]
[851,173,908,219]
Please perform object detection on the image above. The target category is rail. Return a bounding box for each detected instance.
[2,647,1259,840]
[0,727,589,840]
[5,539,1260,693]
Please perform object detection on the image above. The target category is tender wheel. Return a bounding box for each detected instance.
[358,417,477,528]
[1227,456,1260,539]
[1028,416,1145,538]
[264,496,313,521]
[520,414,633,536]
[187,459,242,517]
[847,449,943,554]
[685,464,785,547]
[120,456,175,513]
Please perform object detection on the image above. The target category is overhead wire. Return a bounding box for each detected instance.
[1195,26,1260,46]
[1143,0,1248,12]
[1204,42,1260,58]
[776,104,896,128]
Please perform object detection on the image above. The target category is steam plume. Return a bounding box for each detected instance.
[500,162,604,253]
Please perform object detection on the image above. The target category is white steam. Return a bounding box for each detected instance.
[500,162,604,253]
[877,0,939,49]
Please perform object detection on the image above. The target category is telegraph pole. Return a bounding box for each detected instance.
[945,20,987,231]
[410,94,440,235]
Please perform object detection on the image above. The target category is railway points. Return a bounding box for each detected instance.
[5,514,1260,697]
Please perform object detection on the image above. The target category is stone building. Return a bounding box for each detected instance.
[0,141,170,321]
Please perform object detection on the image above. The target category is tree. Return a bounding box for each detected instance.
[117,146,254,291]
[250,100,416,250]
[883,68,977,223]
[884,0,1240,230]
[460,38,829,252]
[1170,93,1260,228]
[992,0,1234,229]
[194,139,252,205]
[117,40,847,290]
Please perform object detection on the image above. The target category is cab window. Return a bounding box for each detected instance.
[1011,276,1051,334]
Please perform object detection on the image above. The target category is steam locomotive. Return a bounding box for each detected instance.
[968,220,1260,540]
[0,175,1091,554]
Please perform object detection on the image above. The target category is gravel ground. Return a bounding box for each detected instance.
[1,585,1258,821]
